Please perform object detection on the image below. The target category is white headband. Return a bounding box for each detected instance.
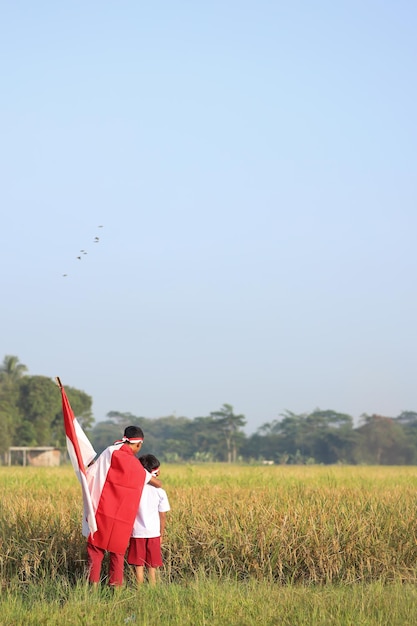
[114,436,143,445]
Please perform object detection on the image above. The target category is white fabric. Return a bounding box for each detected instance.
[61,386,97,537]
[66,434,98,537]
[74,417,97,467]
[131,486,170,538]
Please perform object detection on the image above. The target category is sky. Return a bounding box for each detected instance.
[1,1,416,434]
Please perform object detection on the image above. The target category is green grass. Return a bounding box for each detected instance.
[1,577,417,625]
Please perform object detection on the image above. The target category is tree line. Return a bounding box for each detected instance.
[2,355,417,465]
[92,407,417,465]
[0,356,92,454]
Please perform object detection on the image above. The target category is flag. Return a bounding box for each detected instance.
[57,377,98,537]
[86,442,148,551]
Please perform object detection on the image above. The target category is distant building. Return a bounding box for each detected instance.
[6,447,61,467]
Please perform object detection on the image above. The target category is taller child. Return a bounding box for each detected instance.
[86,425,161,586]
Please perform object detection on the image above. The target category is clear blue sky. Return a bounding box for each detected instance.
[1,1,416,434]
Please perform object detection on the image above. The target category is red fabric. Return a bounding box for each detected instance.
[127,537,163,568]
[87,542,125,586]
[61,385,90,474]
[88,444,146,553]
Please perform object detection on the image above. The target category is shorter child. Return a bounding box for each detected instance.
[127,454,170,585]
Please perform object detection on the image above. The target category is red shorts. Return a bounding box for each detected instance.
[127,537,163,568]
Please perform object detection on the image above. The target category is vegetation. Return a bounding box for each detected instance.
[0,355,92,455]
[1,464,417,584]
[95,407,417,466]
[2,578,417,625]
[2,354,417,465]
[1,465,417,625]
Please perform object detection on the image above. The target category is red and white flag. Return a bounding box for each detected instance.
[85,442,148,551]
[57,377,97,537]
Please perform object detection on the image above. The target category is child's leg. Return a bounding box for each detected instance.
[145,537,162,585]
[147,567,157,585]
[87,542,105,584]
[135,565,145,584]
[109,552,125,586]
[146,537,162,585]
[128,538,146,585]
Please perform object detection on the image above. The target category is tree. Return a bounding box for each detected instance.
[253,409,357,464]
[210,404,246,462]
[304,409,356,464]
[355,414,414,464]
[394,412,417,463]
[12,376,93,448]
[0,377,21,453]
[187,415,225,461]
[16,376,62,446]
[51,385,93,446]
[0,355,94,453]
[270,411,311,461]
[62,386,93,431]
[0,356,27,453]
[91,413,193,460]
[242,431,284,463]
[106,411,142,427]
[0,355,28,382]
[90,421,122,455]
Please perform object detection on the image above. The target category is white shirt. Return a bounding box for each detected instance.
[131,485,170,538]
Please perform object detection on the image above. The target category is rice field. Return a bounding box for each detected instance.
[1,464,417,624]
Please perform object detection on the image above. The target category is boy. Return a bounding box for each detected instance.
[127,454,170,585]
[86,426,162,587]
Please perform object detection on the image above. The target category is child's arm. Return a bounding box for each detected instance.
[149,475,162,488]
[159,511,167,542]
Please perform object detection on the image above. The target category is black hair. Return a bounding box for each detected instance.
[139,454,160,472]
[124,425,144,439]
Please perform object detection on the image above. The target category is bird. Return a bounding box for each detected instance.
[62,224,104,275]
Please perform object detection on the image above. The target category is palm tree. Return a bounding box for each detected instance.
[0,355,28,382]
[210,404,246,462]
[0,356,27,454]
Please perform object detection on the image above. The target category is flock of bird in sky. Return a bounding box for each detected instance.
[62,225,103,277]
